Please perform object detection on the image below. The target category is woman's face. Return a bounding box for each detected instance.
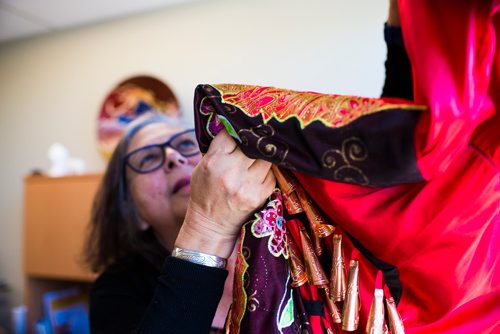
[125,122,201,248]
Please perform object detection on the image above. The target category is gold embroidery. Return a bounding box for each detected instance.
[247,290,260,312]
[322,137,369,185]
[238,124,289,164]
[212,84,425,129]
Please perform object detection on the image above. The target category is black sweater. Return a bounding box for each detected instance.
[381,23,413,100]
[90,256,227,333]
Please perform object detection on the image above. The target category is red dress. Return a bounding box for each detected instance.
[194,0,499,332]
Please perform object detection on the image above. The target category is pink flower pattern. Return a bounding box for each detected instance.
[250,190,289,259]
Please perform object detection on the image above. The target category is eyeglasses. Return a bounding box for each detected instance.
[124,129,200,174]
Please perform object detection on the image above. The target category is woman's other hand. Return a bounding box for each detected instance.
[387,0,400,27]
[175,129,276,259]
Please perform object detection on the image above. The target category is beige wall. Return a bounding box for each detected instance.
[0,0,388,306]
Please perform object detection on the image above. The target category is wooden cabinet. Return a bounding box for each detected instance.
[23,174,102,330]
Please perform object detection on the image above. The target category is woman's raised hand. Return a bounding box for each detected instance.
[387,0,400,27]
[175,129,276,259]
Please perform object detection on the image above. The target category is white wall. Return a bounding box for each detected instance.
[0,0,388,306]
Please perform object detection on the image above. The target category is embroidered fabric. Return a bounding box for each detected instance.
[192,1,500,332]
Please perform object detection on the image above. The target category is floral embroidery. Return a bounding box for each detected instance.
[278,292,295,330]
[201,104,240,141]
[251,190,289,259]
[212,84,425,129]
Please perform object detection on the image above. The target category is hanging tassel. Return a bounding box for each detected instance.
[295,185,335,255]
[271,166,296,194]
[365,289,386,334]
[384,285,405,334]
[282,191,304,215]
[366,271,386,333]
[330,234,347,302]
[297,196,324,255]
[272,171,334,256]
[299,226,329,287]
[342,259,360,331]
[323,288,342,324]
[295,185,335,238]
[271,166,303,214]
[287,237,308,287]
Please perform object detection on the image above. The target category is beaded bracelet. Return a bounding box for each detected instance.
[171,247,227,269]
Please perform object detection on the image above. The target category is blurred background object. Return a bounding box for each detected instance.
[0,280,9,333]
[11,305,26,334]
[47,143,86,176]
[97,75,179,160]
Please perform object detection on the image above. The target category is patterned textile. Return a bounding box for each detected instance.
[194,1,499,333]
[195,84,427,333]
[228,190,300,334]
[196,84,425,187]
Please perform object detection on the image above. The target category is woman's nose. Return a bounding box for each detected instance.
[163,147,187,172]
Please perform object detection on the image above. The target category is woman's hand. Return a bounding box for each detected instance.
[387,0,400,27]
[175,129,276,259]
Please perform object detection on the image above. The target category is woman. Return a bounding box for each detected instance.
[85,113,275,333]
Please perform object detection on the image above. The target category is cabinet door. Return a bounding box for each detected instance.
[23,174,101,281]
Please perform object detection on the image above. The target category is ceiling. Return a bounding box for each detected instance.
[0,0,198,44]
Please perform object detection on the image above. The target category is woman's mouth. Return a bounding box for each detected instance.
[172,177,191,194]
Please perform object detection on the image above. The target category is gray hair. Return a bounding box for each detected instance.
[122,112,182,150]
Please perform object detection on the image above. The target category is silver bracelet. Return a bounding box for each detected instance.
[171,247,227,269]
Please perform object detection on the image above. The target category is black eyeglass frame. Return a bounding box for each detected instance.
[123,128,199,174]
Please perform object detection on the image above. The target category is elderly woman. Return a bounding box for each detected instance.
[85,113,275,333]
